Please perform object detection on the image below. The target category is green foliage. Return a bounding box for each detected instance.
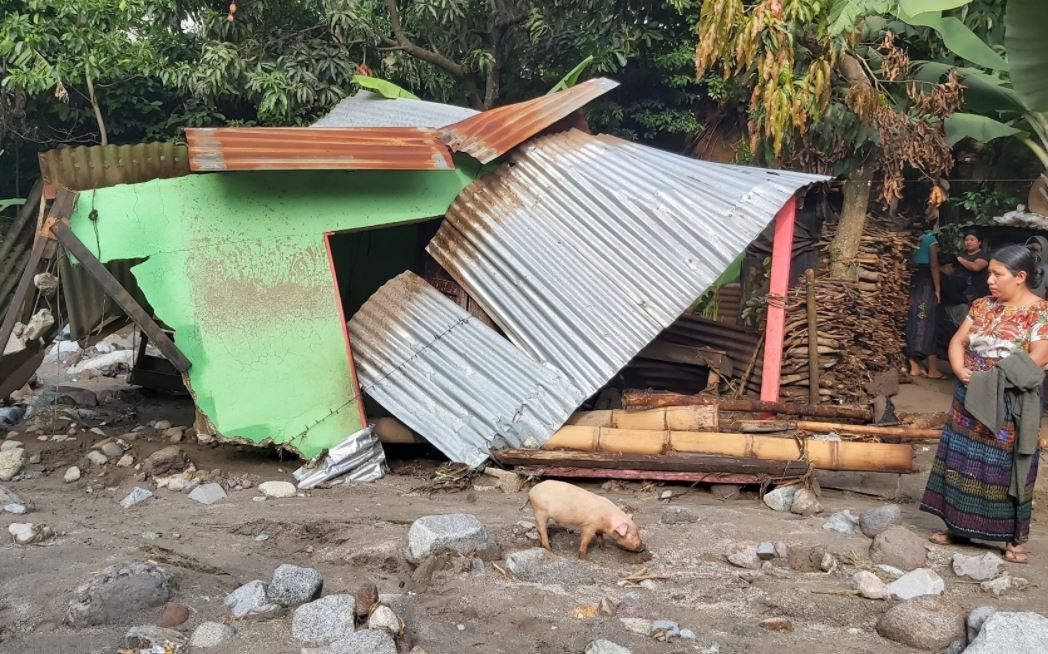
[352,75,419,99]
[548,56,594,94]
[945,112,1021,146]
[951,187,1018,218]
[1005,0,1048,112]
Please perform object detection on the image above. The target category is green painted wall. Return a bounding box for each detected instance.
[69,167,475,457]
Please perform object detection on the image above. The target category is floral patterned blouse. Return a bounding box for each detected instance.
[965,296,1048,361]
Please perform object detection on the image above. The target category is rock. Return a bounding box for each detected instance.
[981,574,1029,597]
[100,442,124,458]
[651,619,681,641]
[620,618,653,635]
[858,504,901,538]
[406,513,500,563]
[85,450,108,466]
[32,385,98,408]
[259,480,297,498]
[852,571,890,600]
[189,482,227,505]
[964,611,1048,653]
[8,522,54,545]
[157,601,191,628]
[680,628,696,640]
[952,552,1003,581]
[153,420,173,431]
[760,618,794,632]
[790,488,823,515]
[660,507,697,524]
[482,466,523,493]
[120,487,153,508]
[727,544,761,569]
[69,350,134,375]
[876,564,905,579]
[505,548,596,585]
[67,562,174,627]
[0,406,25,427]
[323,629,398,654]
[968,606,997,642]
[0,439,22,451]
[820,552,838,572]
[270,564,323,606]
[585,639,632,654]
[64,466,81,483]
[4,503,28,514]
[774,542,789,559]
[756,542,777,560]
[124,625,186,650]
[888,568,945,600]
[355,583,378,618]
[292,594,356,644]
[224,580,278,619]
[763,485,799,512]
[368,605,404,637]
[0,448,26,481]
[28,454,40,464]
[870,526,927,571]
[163,427,185,443]
[0,484,32,512]
[143,446,188,476]
[876,595,966,651]
[190,621,236,649]
[822,510,860,535]
[117,454,134,467]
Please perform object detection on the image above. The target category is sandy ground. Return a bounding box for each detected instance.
[1,375,1047,654]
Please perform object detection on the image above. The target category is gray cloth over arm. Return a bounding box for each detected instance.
[965,350,1045,503]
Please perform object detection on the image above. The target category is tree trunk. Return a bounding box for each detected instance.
[828,165,872,280]
[84,68,108,146]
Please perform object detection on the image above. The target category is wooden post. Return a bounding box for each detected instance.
[761,195,797,403]
[805,268,820,405]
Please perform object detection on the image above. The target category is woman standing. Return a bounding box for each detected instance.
[920,245,1048,563]
[905,231,944,378]
[957,230,990,301]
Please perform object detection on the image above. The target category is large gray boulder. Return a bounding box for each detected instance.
[292,594,356,644]
[406,513,499,563]
[224,580,280,619]
[66,562,174,627]
[269,564,323,606]
[859,504,901,537]
[324,629,398,654]
[876,595,966,651]
[964,612,1048,653]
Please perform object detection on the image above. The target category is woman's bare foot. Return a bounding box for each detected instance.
[929,531,970,545]
[1004,542,1029,564]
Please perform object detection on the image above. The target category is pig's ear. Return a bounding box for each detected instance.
[614,522,629,536]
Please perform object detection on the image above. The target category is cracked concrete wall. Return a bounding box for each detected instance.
[68,167,475,457]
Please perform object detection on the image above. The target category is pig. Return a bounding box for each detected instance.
[527,480,644,559]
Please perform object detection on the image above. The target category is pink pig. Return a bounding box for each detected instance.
[527,480,645,559]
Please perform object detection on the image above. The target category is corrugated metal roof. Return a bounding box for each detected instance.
[184,127,456,171]
[38,142,190,198]
[439,78,620,163]
[348,271,584,467]
[313,90,478,128]
[427,129,825,400]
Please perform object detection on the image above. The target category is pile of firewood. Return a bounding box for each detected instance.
[780,216,918,402]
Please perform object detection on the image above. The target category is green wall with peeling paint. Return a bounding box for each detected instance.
[69,166,476,457]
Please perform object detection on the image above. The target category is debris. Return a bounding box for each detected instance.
[888,568,945,600]
[124,625,187,651]
[651,619,681,641]
[86,451,109,466]
[790,488,823,515]
[870,526,927,571]
[23,308,54,341]
[64,466,82,483]
[570,604,599,619]
[660,507,697,524]
[876,564,904,578]
[367,605,404,638]
[952,552,1003,581]
[727,545,761,570]
[774,542,789,559]
[188,483,227,505]
[293,426,386,489]
[189,622,236,649]
[8,522,54,545]
[822,510,859,535]
[964,611,1048,653]
[224,580,279,619]
[504,548,596,585]
[858,504,901,538]
[762,485,799,512]
[120,487,154,508]
[269,564,324,606]
[585,640,632,654]
[323,629,398,654]
[292,594,356,644]
[0,406,26,428]
[118,454,135,467]
[259,481,297,499]
[756,542,777,560]
[156,602,191,628]
[405,513,500,563]
[482,466,523,493]
[852,571,890,600]
[981,574,1029,597]
[760,618,793,632]
[355,583,378,619]
[968,606,997,643]
[69,350,134,375]
[787,545,830,572]
[875,595,967,651]
[0,448,26,481]
[67,562,174,627]
[143,446,189,476]
[33,272,59,296]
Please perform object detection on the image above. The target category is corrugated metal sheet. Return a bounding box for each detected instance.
[655,314,764,395]
[59,256,149,340]
[184,127,455,171]
[439,78,620,163]
[428,129,824,402]
[348,271,583,467]
[314,90,478,128]
[38,142,189,197]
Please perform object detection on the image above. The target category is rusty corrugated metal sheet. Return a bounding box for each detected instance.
[439,78,620,163]
[184,127,455,171]
[348,271,583,467]
[38,142,189,198]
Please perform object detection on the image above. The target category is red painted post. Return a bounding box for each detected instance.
[760,195,797,403]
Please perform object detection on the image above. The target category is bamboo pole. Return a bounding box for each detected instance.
[542,425,915,473]
[621,391,873,421]
[566,406,719,431]
[795,420,941,440]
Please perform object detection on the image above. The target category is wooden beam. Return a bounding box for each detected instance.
[621,391,874,421]
[566,406,719,431]
[50,220,191,372]
[513,466,765,485]
[493,449,809,476]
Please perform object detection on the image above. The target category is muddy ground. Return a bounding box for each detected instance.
[2,376,1047,654]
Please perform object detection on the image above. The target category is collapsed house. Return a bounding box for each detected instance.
[3,79,924,481]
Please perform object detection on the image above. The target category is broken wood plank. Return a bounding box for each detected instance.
[796,421,941,440]
[509,466,765,484]
[494,449,809,475]
[566,406,719,432]
[621,391,873,421]
[638,341,733,375]
[51,220,191,372]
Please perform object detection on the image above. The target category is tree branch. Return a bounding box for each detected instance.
[84,67,108,146]
[381,0,465,77]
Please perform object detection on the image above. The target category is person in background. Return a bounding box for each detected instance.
[1024,235,1048,299]
[920,245,1048,564]
[935,253,969,362]
[957,229,990,301]
[906,231,944,378]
